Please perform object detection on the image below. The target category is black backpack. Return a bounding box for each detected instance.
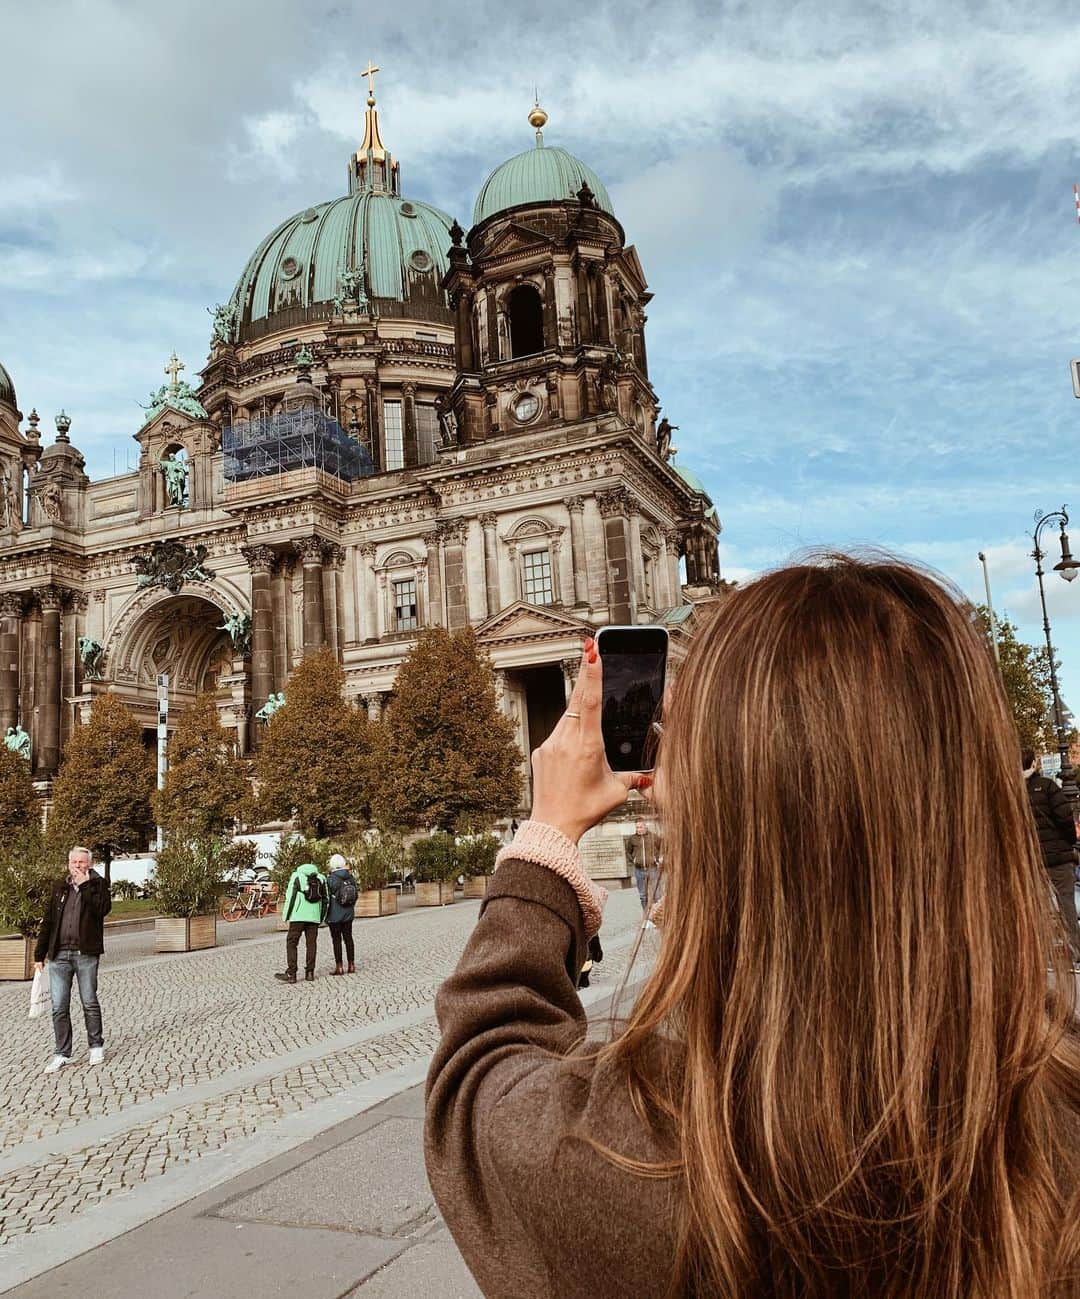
[335,875,358,908]
[303,872,325,905]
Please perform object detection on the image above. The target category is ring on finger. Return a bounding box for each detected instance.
[564,710,582,718]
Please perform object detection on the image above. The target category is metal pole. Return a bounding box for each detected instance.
[1033,514,1078,803]
[155,672,169,850]
[978,551,1001,668]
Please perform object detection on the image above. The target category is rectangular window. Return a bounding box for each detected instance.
[393,577,418,632]
[383,400,404,471]
[416,402,438,466]
[522,549,554,606]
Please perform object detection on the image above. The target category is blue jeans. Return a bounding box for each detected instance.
[48,949,103,1059]
[634,865,662,912]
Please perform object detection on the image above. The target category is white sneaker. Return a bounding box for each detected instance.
[88,1046,105,1066]
[43,1055,71,1074]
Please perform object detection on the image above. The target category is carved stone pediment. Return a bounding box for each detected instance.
[476,599,591,645]
[483,223,550,261]
[132,538,215,595]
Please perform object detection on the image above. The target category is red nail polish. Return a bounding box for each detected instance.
[583,637,595,652]
[587,651,598,664]
[637,774,653,789]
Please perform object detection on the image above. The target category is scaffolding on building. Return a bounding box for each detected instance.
[222,399,374,485]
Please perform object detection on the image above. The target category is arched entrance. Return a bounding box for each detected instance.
[102,588,248,752]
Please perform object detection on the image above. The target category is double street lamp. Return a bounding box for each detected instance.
[1032,506,1080,803]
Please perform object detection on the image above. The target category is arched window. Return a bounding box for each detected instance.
[508,285,544,358]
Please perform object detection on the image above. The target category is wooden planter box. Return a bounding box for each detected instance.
[0,935,35,981]
[154,914,218,953]
[356,888,399,918]
[415,880,456,907]
[463,875,491,900]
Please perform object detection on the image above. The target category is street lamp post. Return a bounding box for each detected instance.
[1032,506,1080,803]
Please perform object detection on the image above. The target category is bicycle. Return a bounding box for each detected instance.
[221,881,277,922]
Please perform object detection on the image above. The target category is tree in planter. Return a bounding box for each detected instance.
[0,824,55,938]
[371,627,522,832]
[456,831,501,879]
[48,693,155,884]
[332,829,407,894]
[411,832,460,886]
[155,692,250,839]
[152,835,231,919]
[0,746,39,836]
[254,649,370,837]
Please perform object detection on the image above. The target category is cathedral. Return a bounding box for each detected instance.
[0,70,722,812]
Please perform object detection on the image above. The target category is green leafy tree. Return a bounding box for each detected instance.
[155,692,249,838]
[0,824,53,936]
[0,746,39,835]
[976,607,1065,753]
[151,834,231,919]
[254,649,369,838]
[371,626,522,831]
[48,693,155,884]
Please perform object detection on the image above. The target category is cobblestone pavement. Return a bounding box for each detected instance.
[0,888,652,1254]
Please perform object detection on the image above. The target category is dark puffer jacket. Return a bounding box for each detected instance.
[1026,772,1078,869]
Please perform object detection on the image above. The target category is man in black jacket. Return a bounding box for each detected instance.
[1023,750,1080,968]
[34,846,112,1074]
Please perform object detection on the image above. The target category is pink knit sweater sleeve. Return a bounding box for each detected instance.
[494,820,608,937]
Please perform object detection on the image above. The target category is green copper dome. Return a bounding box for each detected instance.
[673,462,708,496]
[227,190,456,339]
[0,361,16,408]
[224,90,458,342]
[473,144,614,226]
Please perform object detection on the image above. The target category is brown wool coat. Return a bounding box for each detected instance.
[425,858,680,1299]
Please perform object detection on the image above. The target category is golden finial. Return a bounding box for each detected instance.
[528,95,548,146]
[357,59,386,161]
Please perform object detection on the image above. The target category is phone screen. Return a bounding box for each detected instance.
[597,626,668,772]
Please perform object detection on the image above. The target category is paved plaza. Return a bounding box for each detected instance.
[0,887,655,1295]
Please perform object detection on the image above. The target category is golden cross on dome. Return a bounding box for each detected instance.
[164,352,184,388]
[360,60,379,99]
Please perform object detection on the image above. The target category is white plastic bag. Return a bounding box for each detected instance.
[28,965,49,1020]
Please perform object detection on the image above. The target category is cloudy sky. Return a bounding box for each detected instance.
[2,0,1078,716]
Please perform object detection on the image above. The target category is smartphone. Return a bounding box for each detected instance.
[595,625,669,772]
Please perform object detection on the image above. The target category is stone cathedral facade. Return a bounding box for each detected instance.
[0,79,722,811]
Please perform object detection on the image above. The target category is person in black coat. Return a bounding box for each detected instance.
[34,846,112,1073]
[1023,749,1079,965]
[325,852,358,975]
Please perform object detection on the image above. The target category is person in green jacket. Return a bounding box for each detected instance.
[274,861,326,984]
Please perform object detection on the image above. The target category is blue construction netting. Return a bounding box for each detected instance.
[222,404,374,484]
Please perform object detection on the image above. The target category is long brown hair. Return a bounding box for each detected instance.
[606,555,1080,1297]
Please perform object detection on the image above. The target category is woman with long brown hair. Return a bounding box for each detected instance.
[425,555,1080,1298]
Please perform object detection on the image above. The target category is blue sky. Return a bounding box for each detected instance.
[1,0,1077,718]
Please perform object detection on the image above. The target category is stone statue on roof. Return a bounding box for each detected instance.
[218,611,251,656]
[159,453,188,507]
[255,691,286,723]
[208,303,236,346]
[78,637,106,681]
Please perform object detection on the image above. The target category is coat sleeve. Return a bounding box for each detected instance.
[33,891,56,964]
[424,858,591,1299]
[84,877,112,920]
[1048,780,1078,843]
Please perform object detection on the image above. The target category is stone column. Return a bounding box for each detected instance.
[454,292,476,371]
[0,592,22,736]
[543,265,557,349]
[665,529,684,604]
[294,537,326,652]
[479,513,500,620]
[423,531,443,627]
[560,657,580,704]
[364,693,385,723]
[628,513,645,620]
[656,531,672,609]
[576,261,593,345]
[593,265,611,345]
[402,381,418,469]
[364,377,381,472]
[441,521,469,630]
[596,488,632,624]
[566,497,591,609]
[359,543,379,642]
[322,543,345,658]
[35,584,63,778]
[243,546,276,739]
[71,592,88,697]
